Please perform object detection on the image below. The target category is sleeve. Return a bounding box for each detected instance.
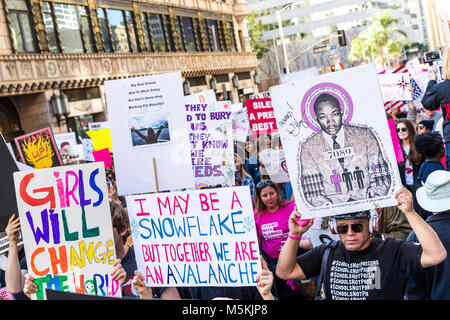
[392,238,424,275]
[405,232,429,300]
[295,244,325,278]
[421,80,440,111]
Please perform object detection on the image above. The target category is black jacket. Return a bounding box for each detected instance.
[421,79,450,143]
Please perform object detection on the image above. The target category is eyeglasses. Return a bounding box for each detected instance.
[416,124,425,130]
[336,223,364,234]
[256,179,273,189]
[396,127,408,133]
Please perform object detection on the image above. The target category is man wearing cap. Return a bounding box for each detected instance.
[276,187,447,300]
[406,170,450,300]
[416,120,434,135]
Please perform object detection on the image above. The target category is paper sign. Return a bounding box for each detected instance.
[92,148,113,168]
[126,186,261,287]
[88,121,109,131]
[0,287,15,300]
[270,64,402,219]
[14,127,62,169]
[388,119,405,163]
[86,128,113,153]
[105,72,194,196]
[14,162,120,300]
[245,98,278,134]
[378,73,412,102]
[185,100,235,188]
[258,148,290,183]
[232,108,250,143]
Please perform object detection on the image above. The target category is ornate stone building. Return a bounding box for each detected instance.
[0,0,259,143]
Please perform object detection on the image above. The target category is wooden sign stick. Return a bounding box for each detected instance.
[152,157,159,193]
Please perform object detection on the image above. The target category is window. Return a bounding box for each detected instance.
[141,12,152,51]
[97,8,112,52]
[64,87,101,102]
[207,20,222,51]
[149,13,168,52]
[53,3,84,53]
[5,0,38,53]
[226,21,237,52]
[181,17,196,52]
[106,9,129,52]
[175,16,185,52]
[124,10,138,52]
[79,6,95,53]
[42,2,59,52]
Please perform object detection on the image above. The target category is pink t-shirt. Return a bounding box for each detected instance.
[254,201,308,259]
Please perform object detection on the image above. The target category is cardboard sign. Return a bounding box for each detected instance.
[105,72,194,196]
[13,162,120,300]
[245,98,278,134]
[270,64,402,219]
[85,128,113,153]
[378,73,412,102]
[92,148,113,168]
[258,148,290,183]
[126,186,261,287]
[185,100,234,188]
[14,127,62,169]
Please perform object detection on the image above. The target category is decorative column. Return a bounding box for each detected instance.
[87,0,104,52]
[132,1,147,52]
[29,0,49,52]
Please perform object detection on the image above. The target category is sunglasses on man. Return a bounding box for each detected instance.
[396,127,408,133]
[336,223,364,234]
[416,124,425,130]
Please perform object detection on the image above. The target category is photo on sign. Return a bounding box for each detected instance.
[128,112,170,147]
[270,64,402,219]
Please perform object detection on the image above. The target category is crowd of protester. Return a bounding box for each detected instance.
[1,48,449,301]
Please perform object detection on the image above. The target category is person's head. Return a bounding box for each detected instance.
[330,211,373,251]
[396,119,422,166]
[416,170,450,214]
[414,131,445,160]
[255,180,284,214]
[416,120,434,134]
[234,143,247,176]
[257,134,272,152]
[313,93,343,136]
[110,201,130,247]
[442,47,450,80]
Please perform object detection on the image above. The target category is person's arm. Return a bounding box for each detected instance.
[276,206,314,280]
[421,76,439,111]
[405,232,428,300]
[256,257,275,300]
[5,214,23,294]
[395,187,447,268]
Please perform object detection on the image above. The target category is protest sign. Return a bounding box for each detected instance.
[88,121,109,131]
[232,108,250,143]
[0,133,20,254]
[279,67,319,84]
[258,148,290,183]
[185,100,234,188]
[0,287,15,300]
[82,138,95,162]
[126,186,261,287]
[388,119,405,163]
[92,148,113,168]
[105,72,194,196]
[85,128,113,153]
[245,98,278,134]
[54,132,84,164]
[378,73,412,102]
[249,91,270,99]
[14,127,62,169]
[270,64,402,219]
[13,162,120,300]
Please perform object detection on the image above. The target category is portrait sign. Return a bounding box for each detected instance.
[270,64,402,219]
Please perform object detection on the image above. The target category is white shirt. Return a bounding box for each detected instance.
[322,127,345,150]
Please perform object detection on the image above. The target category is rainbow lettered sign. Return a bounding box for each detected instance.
[126,186,261,287]
[13,162,120,300]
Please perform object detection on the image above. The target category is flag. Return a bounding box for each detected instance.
[384,65,408,113]
[410,77,423,101]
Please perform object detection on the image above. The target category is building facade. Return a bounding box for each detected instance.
[419,0,449,51]
[0,0,259,144]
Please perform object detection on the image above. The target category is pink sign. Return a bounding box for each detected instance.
[388,119,404,163]
[0,287,15,300]
[245,98,278,134]
[93,148,113,168]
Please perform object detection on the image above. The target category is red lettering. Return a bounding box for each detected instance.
[19,173,55,208]
[135,198,150,216]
